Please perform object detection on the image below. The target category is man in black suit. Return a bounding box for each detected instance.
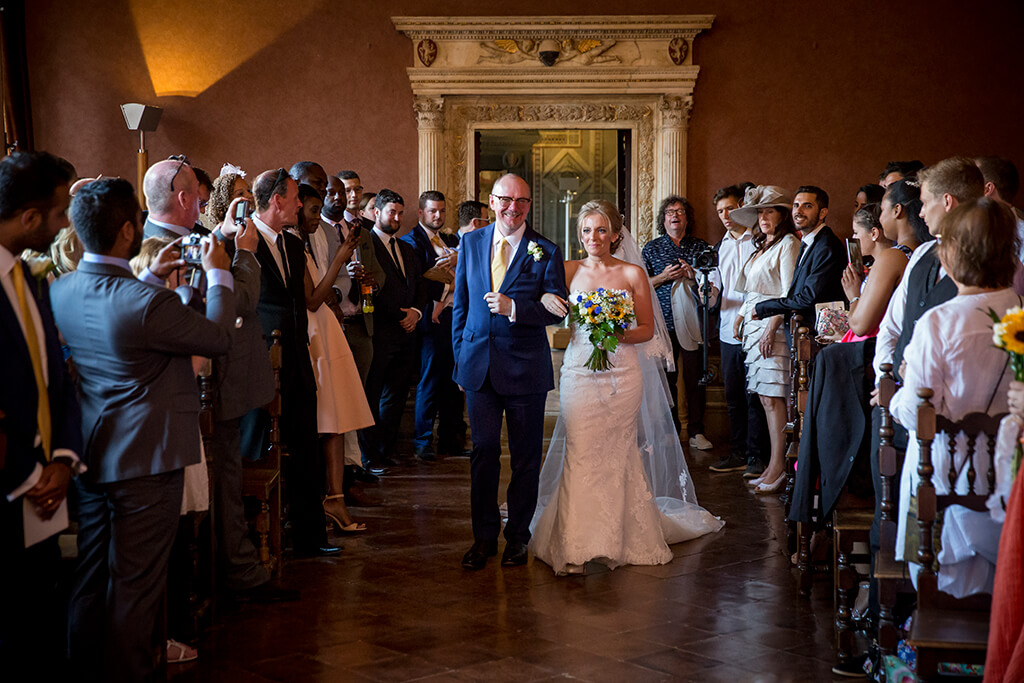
[359,189,429,468]
[0,151,81,678]
[402,190,466,460]
[53,178,235,683]
[753,185,847,325]
[244,169,338,556]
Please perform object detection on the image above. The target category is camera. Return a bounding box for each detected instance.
[693,246,718,271]
[180,233,204,266]
[232,199,250,226]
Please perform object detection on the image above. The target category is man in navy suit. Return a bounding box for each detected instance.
[753,185,847,325]
[359,189,429,469]
[402,190,466,460]
[0,151,81,678]
[53,178,235,683]
[452,174,567,570]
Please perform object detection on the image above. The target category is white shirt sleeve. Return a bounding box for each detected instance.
[873,241,934,383]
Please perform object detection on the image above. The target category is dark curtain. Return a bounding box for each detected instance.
[0,0,33,153]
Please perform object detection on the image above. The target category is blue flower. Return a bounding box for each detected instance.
[597,287,605,294]
[593,306,602,315]
[575,294,583,302]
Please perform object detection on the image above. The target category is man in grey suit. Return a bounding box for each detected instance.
[52,178,235,683]
[142,155,206,241]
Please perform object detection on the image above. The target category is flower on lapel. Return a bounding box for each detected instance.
[527,240,544,262]
[23,253,56,295]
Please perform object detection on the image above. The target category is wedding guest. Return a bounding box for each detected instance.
[338,170,374,230]
[358,189,428,469]
[890,198,1019,581]
[854,183,885,212]
[51,225,83,275]
[0,151,81,680]
[295,183,372,532]
[321,173,385,488]
[458,200,489,236]
[874,157,985,383]
[731,186,802,494]
[975,156,1024,260]
[290,161,328,198]
[194,167,213,216]
[706,185,768,477]
[642,195,713,450]
[55,177,234,683]
[359,191,377,222]
[244,169,339,556]
[205,164,253,228]
[878,160,924,188]
[142,156,205,241]
[403,190,466,460]
[840,204,905,340]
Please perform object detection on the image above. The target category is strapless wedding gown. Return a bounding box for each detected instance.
[530,290,724,574]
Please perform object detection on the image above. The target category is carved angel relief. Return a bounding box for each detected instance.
[477,38,627,66]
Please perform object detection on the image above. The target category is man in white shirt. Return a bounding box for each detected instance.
[706,185,767,477]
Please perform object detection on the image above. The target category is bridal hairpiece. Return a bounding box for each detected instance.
[220,163,246,178]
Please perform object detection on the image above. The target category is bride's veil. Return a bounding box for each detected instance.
[533,228,706,540]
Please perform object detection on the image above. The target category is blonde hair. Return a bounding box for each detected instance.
[50,226,83,275]
[130,237,171,278]
[576,200,624,254]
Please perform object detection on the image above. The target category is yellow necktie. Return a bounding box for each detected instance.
[491,238,508,291]
[430,235,446,252]
[11,261,51,460]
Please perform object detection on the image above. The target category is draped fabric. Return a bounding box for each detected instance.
[0,1,34,152]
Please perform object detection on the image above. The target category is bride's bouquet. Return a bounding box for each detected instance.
[571,288,636,372]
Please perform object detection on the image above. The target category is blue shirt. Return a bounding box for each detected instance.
[641,233,709,333]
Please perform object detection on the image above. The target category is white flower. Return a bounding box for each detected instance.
[219,162,246,178]
[527,240,543,261]
[24,253,55,280]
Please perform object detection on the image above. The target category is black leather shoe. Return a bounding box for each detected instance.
[365,464,388,476]
[414,445,436,462]
[461,540,498,570]
[295,544,343,557]
[347,464,379,485]
[501,541,529,567]
[233,582,300,603]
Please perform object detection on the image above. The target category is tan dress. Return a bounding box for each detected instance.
[306,228,374,435]
[735,234,801,398]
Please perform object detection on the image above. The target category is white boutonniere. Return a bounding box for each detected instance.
[23,253,56,295]
[527,241,544,262]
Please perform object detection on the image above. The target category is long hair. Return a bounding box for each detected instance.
[752,207,797,252]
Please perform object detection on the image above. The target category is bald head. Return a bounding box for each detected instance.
[143,158,200,225]
[489,173,531,235]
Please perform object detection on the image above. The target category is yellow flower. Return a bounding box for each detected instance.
[999,314,1024,354]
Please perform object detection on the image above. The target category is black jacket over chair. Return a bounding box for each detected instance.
[789,338,876,524]
[755,225,847,324]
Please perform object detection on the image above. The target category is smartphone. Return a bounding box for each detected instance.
[846,238,865,276]
[232,199,250,226]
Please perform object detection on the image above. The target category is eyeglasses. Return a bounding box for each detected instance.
[266,168,286,197]
[664,209,686,217]
[168,154,189,193]
[491,194,532,209]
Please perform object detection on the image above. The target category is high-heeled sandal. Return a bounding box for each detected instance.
[754,473,786,495]
[323,494,367,534]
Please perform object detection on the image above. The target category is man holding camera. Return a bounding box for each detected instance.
[642,195,713,451]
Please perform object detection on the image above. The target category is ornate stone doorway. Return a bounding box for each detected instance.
[393,15,714,243]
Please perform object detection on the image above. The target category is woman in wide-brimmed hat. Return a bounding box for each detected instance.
[732,185,801,494]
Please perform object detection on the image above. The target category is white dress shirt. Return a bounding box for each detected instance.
[421,224,454,307]
[872,240,939,382]
[321,215,360,317]
[254,215,288,282]
[492,224,526,322]
[373,227,406,277]
[708,230,756,345]
[797,223,826,265]
[1,245,82,500]
[890,288,1020,562]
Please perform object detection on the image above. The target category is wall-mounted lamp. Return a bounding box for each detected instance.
[120,103,162,209]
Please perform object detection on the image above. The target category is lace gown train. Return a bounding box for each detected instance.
[530,290,723,574]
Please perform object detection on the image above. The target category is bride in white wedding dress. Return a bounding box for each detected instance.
[530,200,724,575]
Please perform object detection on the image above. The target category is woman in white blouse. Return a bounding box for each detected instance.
[890,198,1021,571]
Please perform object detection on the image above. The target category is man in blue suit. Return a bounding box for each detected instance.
[402,190,465,460]
[452,174,567,570]
[0,151,81,678]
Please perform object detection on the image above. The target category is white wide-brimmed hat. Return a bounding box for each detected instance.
[730,185,792,228]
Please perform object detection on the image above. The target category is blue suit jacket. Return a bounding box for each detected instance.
[451,224,566,394]
[0,263,82,498]
[401,224,459,332]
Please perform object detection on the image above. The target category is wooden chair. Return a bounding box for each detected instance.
[872,363,912,658]
[907,388,1003,681]
[242,330,284,578]
[787,323,816,597]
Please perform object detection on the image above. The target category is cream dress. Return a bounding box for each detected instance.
[735,234,801,398]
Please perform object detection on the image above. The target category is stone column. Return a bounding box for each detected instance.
[655,95,692,204]
[413,95,446,197]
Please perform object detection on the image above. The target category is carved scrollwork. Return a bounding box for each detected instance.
[413,96,445,130]
[659,95,693,129]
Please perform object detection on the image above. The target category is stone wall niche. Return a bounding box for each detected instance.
[393,15,714,242]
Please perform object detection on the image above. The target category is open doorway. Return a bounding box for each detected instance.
[475,129,631,260]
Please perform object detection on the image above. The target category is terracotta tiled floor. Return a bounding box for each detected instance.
[173,359,849,682]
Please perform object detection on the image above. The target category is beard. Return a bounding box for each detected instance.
[129,222,144,258]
